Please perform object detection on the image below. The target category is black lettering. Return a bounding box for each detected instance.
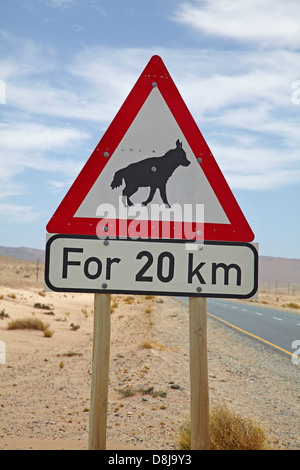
[84,257,102,280]
[188,253,206,284]
[136,251,153,282]
[62,247,83,278]
[157,252,175,283]
[106,257,121,280]
[212,263,242,286]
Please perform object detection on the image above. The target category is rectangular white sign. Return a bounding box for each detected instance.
[45,235,258,298]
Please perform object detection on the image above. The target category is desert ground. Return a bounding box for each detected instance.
[0,255,299,450]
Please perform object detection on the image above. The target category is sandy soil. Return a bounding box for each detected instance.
[0,256,299,450]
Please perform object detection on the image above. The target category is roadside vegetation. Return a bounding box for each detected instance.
[7,317,54,338]
[178,404,269,450]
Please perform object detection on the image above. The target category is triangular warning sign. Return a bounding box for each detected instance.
[46,55,254,242]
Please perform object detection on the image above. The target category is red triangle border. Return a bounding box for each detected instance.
[46,55,254,242]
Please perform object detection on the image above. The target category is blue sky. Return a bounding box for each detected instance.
[0,0,299,258]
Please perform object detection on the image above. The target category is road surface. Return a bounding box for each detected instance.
[180,297,300,361]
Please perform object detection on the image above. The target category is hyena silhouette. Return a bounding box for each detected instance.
[110,139,190,207]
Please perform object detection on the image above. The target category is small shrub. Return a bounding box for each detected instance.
[34,302,51,310]
[70,323,80,331]
[81,307,88,318]
[7,317,50,335]
[116,385,166,399]
[7,293,16,299]
[116,386,136,398]
[139,340,168,351]
[209,404,268,450]
[43,310,55,316]
[178,404,269,450]
[43,328,54,338]
[286,302,300,309]
[0,309,9,320]
[140,341,153,349]
[138,386,166,398]
[58,351,83,357]
[178,421,191,450]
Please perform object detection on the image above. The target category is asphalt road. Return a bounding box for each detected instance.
[180,297,300,361]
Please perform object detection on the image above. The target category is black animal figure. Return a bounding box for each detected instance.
[110,139,190,207]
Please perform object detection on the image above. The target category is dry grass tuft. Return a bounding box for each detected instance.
[43,328,54,338]
[7,317,54,338]
[209,404,268,450]
[286,302,300,309]
[178,404,269,450]
[7,293,16,299]
[139,340,169,351]
[116,385,167,399]
[0,308,9,320]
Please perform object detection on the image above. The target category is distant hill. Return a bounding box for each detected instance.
[259,256,300,284]
[0,246,45,262]
[0,246,299,284]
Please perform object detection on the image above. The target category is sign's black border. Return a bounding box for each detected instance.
[44,235,258,299]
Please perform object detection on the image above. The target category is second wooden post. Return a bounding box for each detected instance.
[189,297,210,450]
[88,293,111,450]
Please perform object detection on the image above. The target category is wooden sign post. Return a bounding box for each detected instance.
[88,293,111,450]
[44,235,256,451]
[189,297,210,450]
[87,293,210,451]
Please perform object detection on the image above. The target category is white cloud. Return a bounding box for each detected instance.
[7,81,116,123]
[209,143,300,190]
[0,202,44,223]
[0,122,88,153]
[39,0,73,8]
[3,46,155,123]
[1,31,299,193]
[0,29,56,78]
[0,121,88,223]
[6,44,298,146]
[72,24,84,32]
[46,179,76,193]
[177,50,296,111]
[0,122,88,198]
[172,0,300,48]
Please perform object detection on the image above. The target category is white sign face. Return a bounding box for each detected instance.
[75,88,229,225]
[45,235,258,298]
